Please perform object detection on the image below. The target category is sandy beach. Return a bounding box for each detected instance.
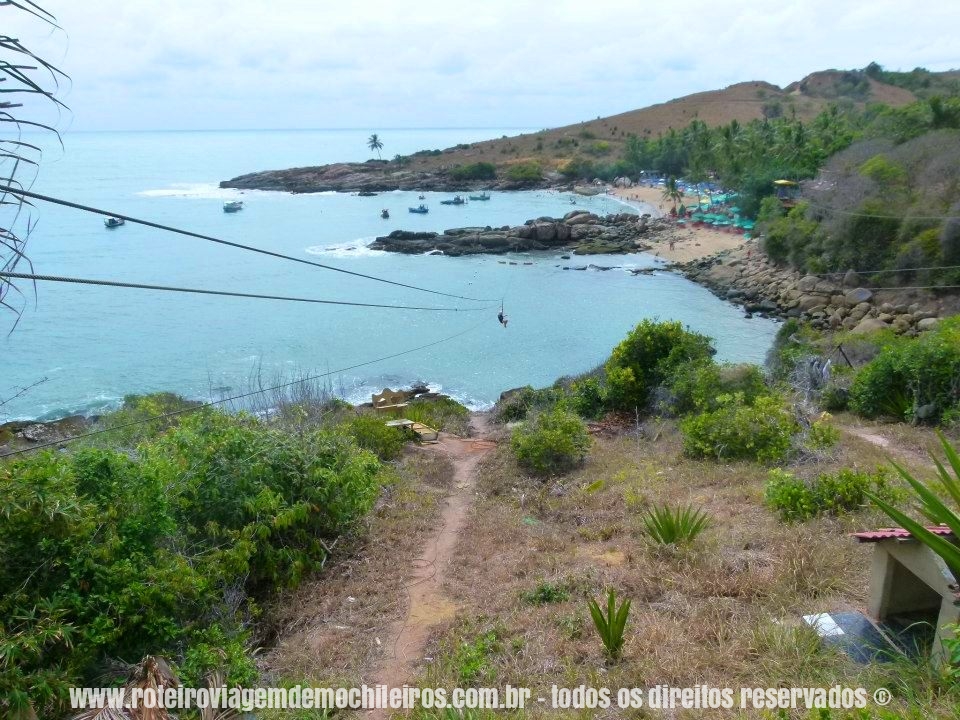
[610,185,750,263]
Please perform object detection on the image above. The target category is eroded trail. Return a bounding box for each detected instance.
[366,414,496,715]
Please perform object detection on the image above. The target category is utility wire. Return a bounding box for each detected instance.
[0,185,498,303]
[0,318,488,458]
[811,264,960,276]
[0,271,493,312]
[804,201,960,222]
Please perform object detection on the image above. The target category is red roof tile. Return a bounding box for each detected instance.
[852,526,955,542]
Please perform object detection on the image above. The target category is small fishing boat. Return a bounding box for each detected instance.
[104,217,124,228]
[408,204,429,214]
[223,200,244,213]
[439,195,466,205]
[468,192,490,201]
[381,209,390,219]
[418,194,425,200]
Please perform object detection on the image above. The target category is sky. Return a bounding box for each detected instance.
[8,0,960,132]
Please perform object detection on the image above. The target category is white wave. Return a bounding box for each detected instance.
[305,239,386,258]
[137,183,248,199]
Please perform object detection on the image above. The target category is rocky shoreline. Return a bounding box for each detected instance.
[220,161,560,194]
[679,247,954,335]
[368,210,668,256]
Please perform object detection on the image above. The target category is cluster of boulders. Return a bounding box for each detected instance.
[683,251,943,336]
[368,210,665,256]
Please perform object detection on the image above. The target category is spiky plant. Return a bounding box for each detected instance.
[641,503,711,546]
[866,430,960,581]
[587,589,631,658]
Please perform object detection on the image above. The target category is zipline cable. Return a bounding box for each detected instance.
[0,271,494,312]
[810,264,960,276]
[0,318,488,458]
[0,185,498,303]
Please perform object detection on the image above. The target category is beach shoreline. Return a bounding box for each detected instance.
[609,184,751,263]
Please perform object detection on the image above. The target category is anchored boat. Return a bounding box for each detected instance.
[408,204,429,214]
[223,200,244,213]
[104,217,124,228]
[439,195,466,205]
[468,192,490,201]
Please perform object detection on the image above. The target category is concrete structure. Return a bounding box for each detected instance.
[854,527,960,665]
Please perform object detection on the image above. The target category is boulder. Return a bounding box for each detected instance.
[843,269,859,287]
[564,213,599,225]
[917,317,941,331]
[851,317,890,335]
[797,275,819,292]
[844,287,873,305]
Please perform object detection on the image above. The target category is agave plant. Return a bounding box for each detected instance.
[641,503,711,546]
[587,589,631,658]
[865,430,960,581]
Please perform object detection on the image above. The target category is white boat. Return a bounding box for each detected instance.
[223,200,244,213]
[104,217,124,228]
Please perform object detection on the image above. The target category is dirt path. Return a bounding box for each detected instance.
[841,423,934,469]
[365,414,496,716]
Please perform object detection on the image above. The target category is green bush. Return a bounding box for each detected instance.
[494,385,567,423]
[521,582,569,605]
[850,316,960,422]
[405,396,471,435]
[450,162,496,181]
[765,467,895,521]
[605,320,714,411]
[511,407,590,475]
[569,377,607,419]
[679,394,798,462]
[668,361,767,414]
[505,161,542,182]
[347,414,406,460]
[0,410,384,717]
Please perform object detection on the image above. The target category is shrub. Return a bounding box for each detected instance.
[569,377,607,419]
[605,320,714,411]
[405,396,470,435]
[0,410,385,717]
[450,161,496,181]
[505,161,542,182]
[765,467,894,521]
[511,407,590,475]
[668,361,768,415]
[640,504,711,545]
[347,414,406,460]
[807,414,841,451]
[494,385,567,423]
[680,394,798,462]
[850,317,960,422]
[521,582,569,605]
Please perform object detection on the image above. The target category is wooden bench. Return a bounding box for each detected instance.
[372,389,409,413]
[384,418,439,444]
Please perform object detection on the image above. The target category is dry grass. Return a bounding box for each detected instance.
[403,420,958,718]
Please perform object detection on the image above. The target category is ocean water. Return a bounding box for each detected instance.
[1,129,780,420]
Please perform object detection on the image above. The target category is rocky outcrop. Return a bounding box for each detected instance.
[680,248,949,336]
[368,211,662,256]
[221,161,564,193]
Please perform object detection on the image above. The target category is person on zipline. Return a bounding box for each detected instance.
[497,310,508,328]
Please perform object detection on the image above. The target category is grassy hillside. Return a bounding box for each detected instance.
[391,68,930,177]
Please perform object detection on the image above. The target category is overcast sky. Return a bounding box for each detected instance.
[9,0,960,132]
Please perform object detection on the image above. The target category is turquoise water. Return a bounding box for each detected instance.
[1,129,779,420]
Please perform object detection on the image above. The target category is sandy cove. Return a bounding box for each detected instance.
[609,185,750,263]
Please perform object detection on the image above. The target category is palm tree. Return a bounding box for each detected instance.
[661,176,682,214]
[367,133,384,160]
